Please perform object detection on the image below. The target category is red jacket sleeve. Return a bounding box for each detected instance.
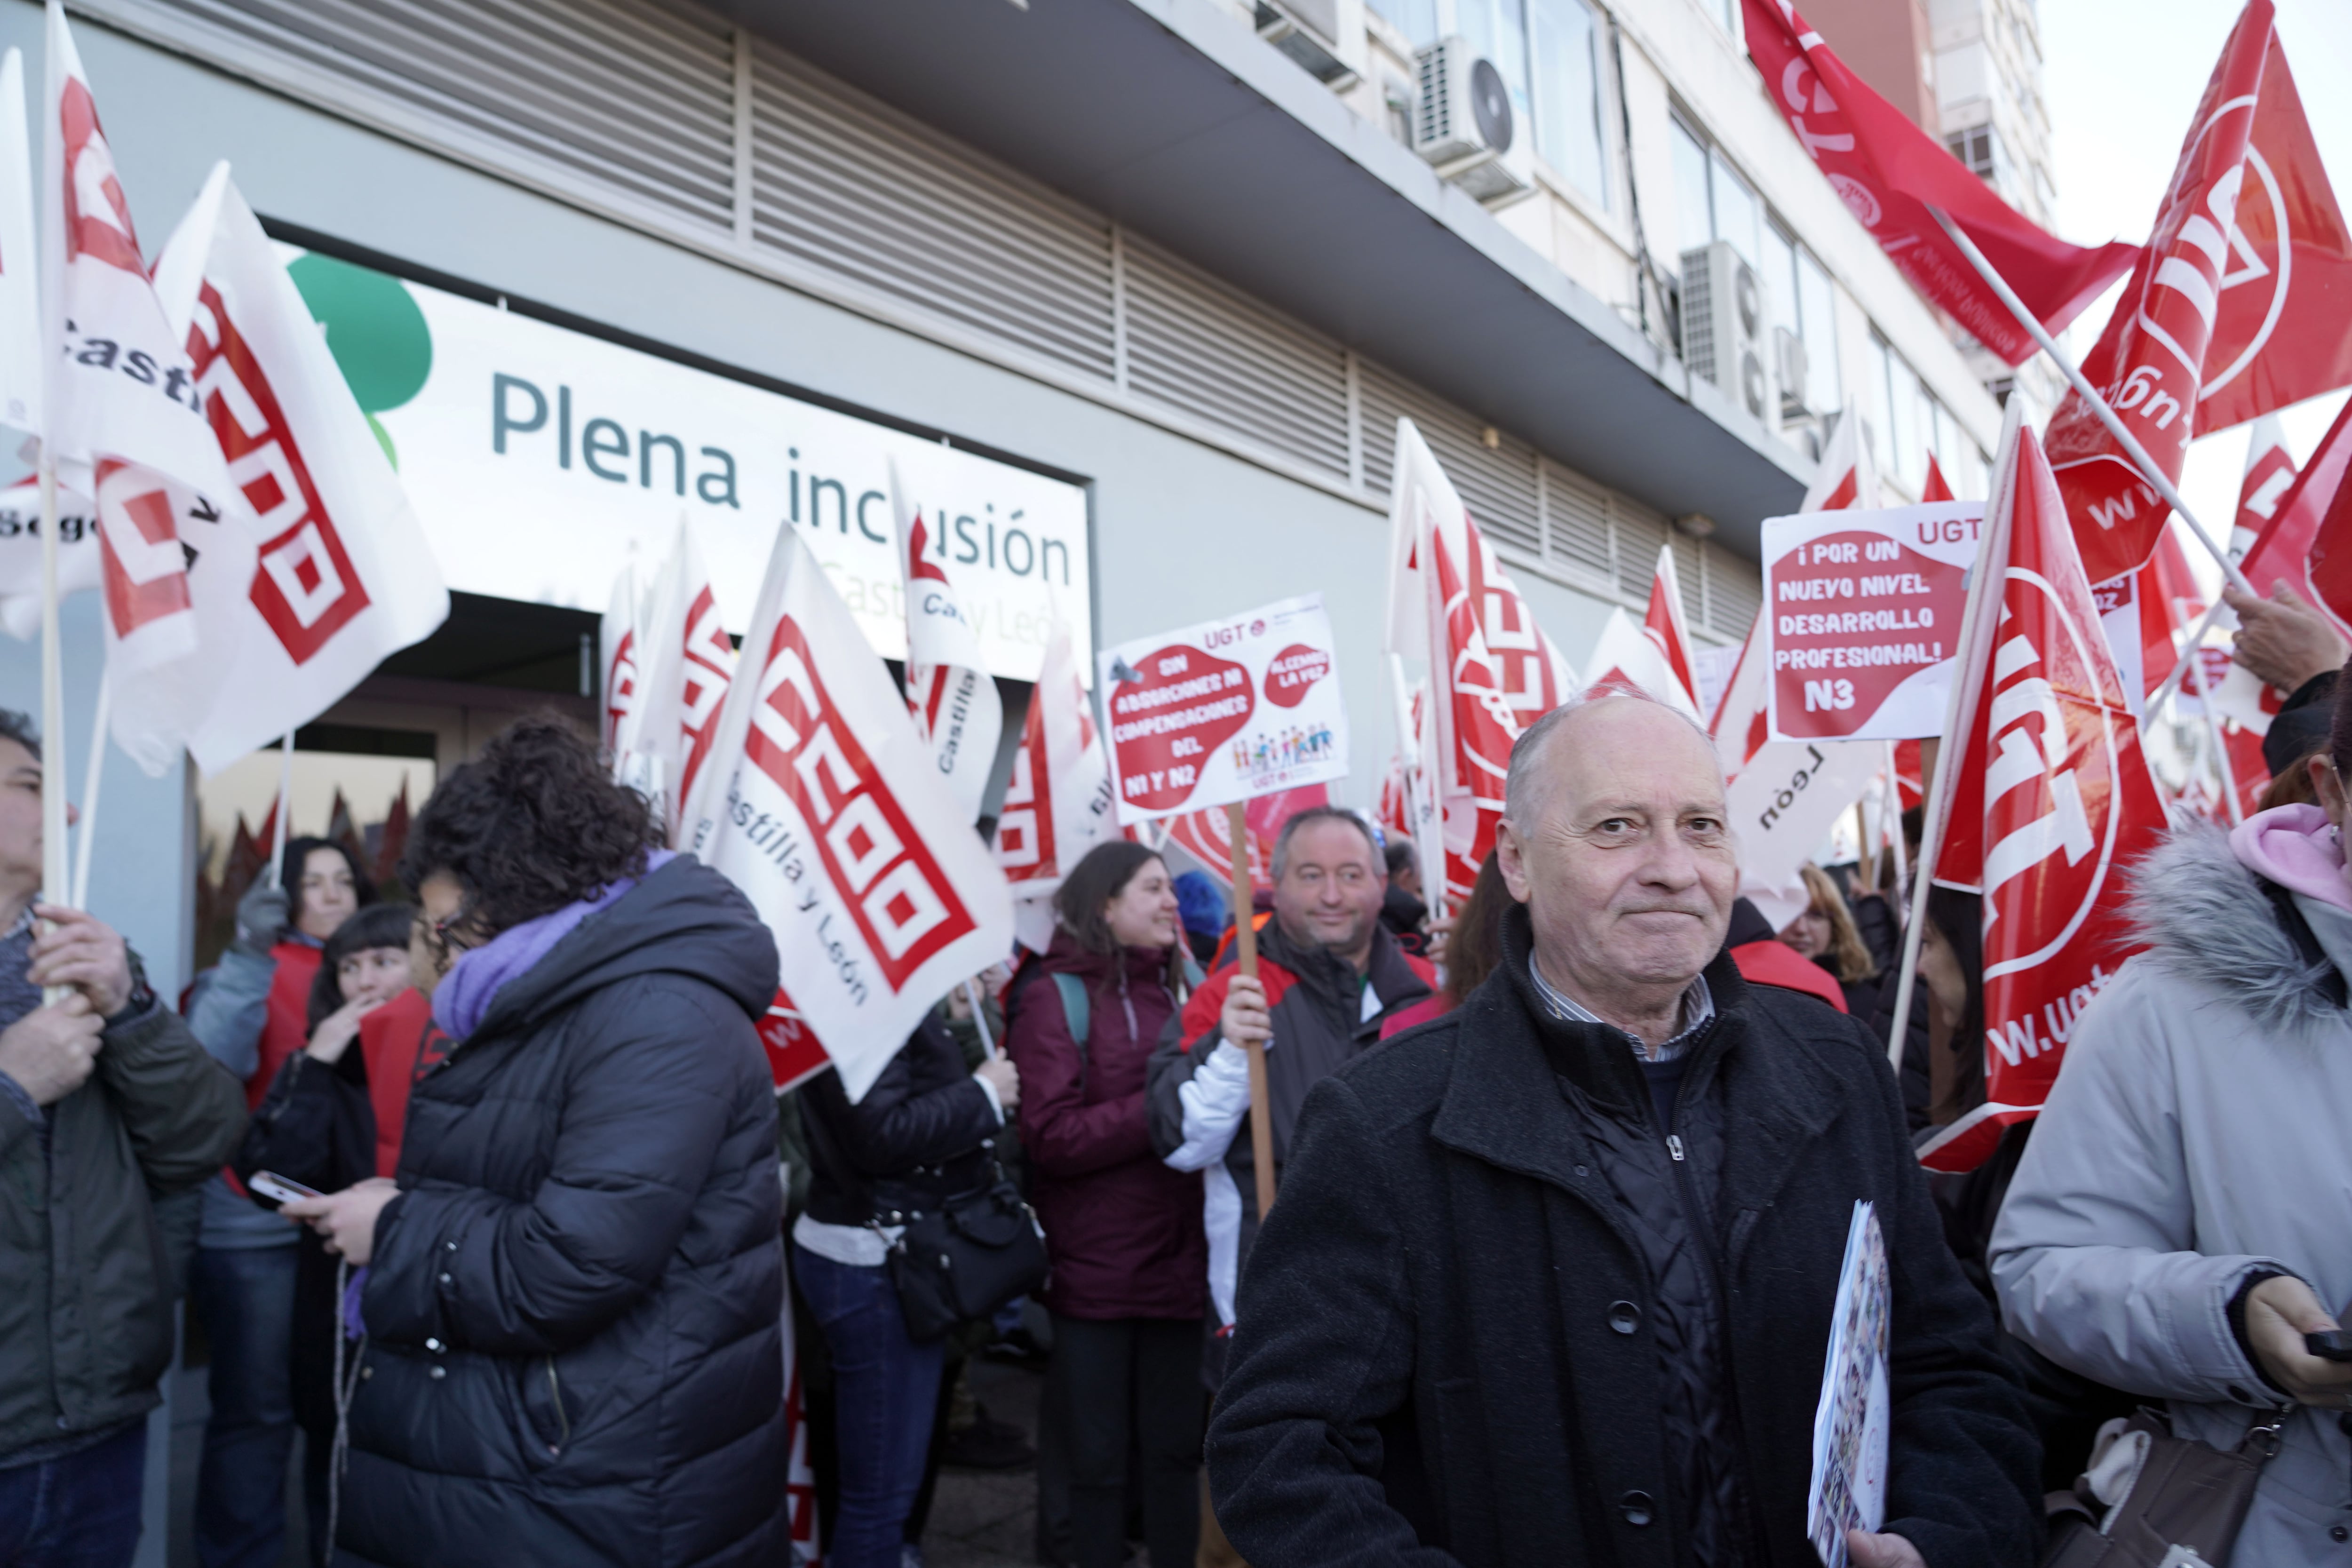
[1006,973,1154,1180]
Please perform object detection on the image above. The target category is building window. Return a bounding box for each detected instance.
[1946,124,2012,193]
[1708,151,1761,271]
[1883,347,1925,494]
[1867,334,1895,477]
[1671,117,1712,264]
[1367,0,1440,46]
[1529,0,1607,206]
[1796,247,1842,417]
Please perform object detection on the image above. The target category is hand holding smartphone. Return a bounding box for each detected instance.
[249,1170,323,1207]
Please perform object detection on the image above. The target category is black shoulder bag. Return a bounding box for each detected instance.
[880,1152,1049,1345]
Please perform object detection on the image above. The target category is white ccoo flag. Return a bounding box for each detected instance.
[892,460,1002,824]
[0,48,38,436]
[686,523,1014,1103]
[600,560,642,763]
[993,614,1114,952]
[122,163,446,775]
[634,518,734,844]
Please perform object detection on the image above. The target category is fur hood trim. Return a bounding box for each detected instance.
[2128,819,2344,1037]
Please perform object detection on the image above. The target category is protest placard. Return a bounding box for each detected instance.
[1097,593,1349,824]
[1764,502,1982,744]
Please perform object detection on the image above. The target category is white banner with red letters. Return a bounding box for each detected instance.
[1762,502,1981,744]
[1098,592,1348,825]
[687,522,1014,1104]
[129,162,446,775]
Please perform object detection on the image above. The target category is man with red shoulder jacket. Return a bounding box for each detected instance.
[1146,806,1432,1386]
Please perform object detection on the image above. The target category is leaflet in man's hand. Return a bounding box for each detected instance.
[1807,1200,1890,1568]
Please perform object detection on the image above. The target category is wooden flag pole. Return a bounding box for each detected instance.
[1925,205,2254,597]
[37,451,65,1000]
[1225,798,1277,1219]
[70,672,108,910]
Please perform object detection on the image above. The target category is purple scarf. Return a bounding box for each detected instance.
[431,851,675,1041]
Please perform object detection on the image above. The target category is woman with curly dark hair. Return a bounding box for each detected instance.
[279,714,788,1568]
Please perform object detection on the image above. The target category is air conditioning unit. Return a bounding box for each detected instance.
[1414,38,1532,205]
[1680,240,1772,425]
[1255,0,1359,89]
[1773,326,1809,420]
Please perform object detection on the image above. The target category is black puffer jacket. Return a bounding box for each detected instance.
[798,1012,1001,1228]
[339,858,786,1568]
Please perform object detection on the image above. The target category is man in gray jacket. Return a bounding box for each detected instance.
[0,711,248,1565]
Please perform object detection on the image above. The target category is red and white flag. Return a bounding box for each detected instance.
[2192,36,2352,435]
[1920,424,2168,1173]
[1163,804,1270,895]
[634,520,735,844]
[992,615,1114,950]
[600,562,641,760]
[0,48,37,436]
[2050,0,2273,584]
[121,163,446,776]
[1740,0,2137,368]
[42,5,241,689]
[1384,417,1575,907]
[892,461,1002,825]
[2242,398,2352,633]
[686,523,1014,1103]
[2229,414,2297,557]
[1922,454,1955,504]
[1583,546,1703,719]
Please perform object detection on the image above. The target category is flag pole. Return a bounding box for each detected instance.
[962,979,999,1061]
[1224,799,1277,1220]
[1884,741,1909,899]
[37,449,65,974]
[1925,205,2254,597]
[70,671,107,909]
[268,728,294,888]
[1889,398,2026,1069]
[2185,639,2245,825]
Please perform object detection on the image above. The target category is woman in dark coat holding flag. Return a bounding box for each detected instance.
[280,716,787,1568]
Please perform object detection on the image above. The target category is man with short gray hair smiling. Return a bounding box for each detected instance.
[1205,693,2040,1568]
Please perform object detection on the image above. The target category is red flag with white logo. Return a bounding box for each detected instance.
[2202,418,2308,774]
[2240,398,2351,633]
[117,164,446,776]
[2230,415,2298,558]
[892,462,1003,825]
[685,522,1014,1103]
[634,519,735,844]
[1922,454,1954,504]
[1583,547,1704,720]
[2051,0,2274,584]
[992,615,1115,950]
[1739,0,2137,368]
[1921,426,2168,1173]
[2193,38,2352,435]
[1383,417,1575,907]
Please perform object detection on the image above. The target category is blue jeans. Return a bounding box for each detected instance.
[0,1419,147,1568]
[192,1245,299,1568]
[794,1244,945,1568]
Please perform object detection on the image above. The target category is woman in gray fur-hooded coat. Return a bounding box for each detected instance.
[1991,785,2352,1567]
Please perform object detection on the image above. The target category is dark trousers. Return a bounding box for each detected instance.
[0,1419,147,1568]
[794,1244,945,1568]
[192,1244,300,1568]
[1046,1315,1203,1568]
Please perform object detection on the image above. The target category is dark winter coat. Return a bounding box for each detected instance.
[798,1011,1001,1229]
[0,992,246,1459]
[1004,932,1203,1321]
[1207,904,2041,1568]
[338,858,787,1568]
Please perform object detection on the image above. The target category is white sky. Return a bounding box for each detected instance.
[2040,0,2352,589]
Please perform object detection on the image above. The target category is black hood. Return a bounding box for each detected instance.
[472,856,779,1038]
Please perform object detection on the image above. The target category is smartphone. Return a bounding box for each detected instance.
[249,1170,322,1206]
[2305,1330,2352,1363]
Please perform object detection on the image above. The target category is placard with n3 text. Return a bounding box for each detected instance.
[1764,502,1982,743]
[1097,593,1349,823]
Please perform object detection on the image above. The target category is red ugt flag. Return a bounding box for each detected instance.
[1923,427,2168,1173]
[1740,0,2137,368]
[2051,1,2273,585]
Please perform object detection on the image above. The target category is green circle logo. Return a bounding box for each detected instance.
[287,253,432,467]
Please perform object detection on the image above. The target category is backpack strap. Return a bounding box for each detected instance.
[1051,972,1091,1072]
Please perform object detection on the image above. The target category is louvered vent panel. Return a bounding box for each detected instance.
[1355,361,1540,557]
[111,0,740,231]
[748,45,1117,382]
[1614,499,1669,599]
[1541,462,1613,585]
[1708,545,1763,637]
[1121,238,1350,484]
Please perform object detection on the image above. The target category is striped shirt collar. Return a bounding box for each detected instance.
[1526,958,1714,1063]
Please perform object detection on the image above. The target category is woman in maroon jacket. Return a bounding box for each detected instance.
[1006,841,1205,1568]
